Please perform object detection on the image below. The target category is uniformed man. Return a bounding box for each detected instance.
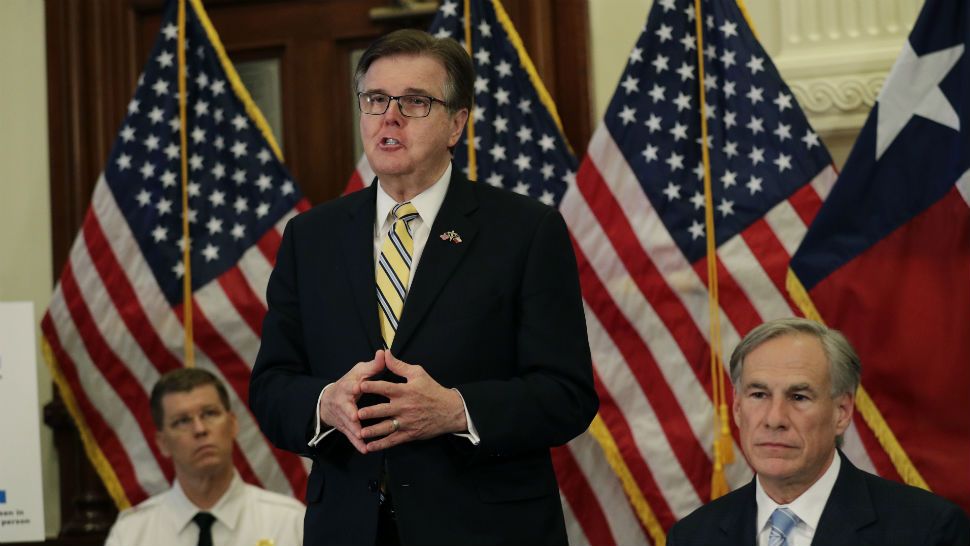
[106,368,304,546]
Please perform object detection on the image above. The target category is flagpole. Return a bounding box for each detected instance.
[462,0,477,181]
[177,0,196,367]
[692,0,734,500]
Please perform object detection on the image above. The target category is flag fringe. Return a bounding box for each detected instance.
[785,269,930,490]
[588,415,667,545]
[41,337,132,510]
[463,0,478,180]
[489,0,573,155]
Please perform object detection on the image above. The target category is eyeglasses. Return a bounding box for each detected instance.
[357,92,448,118]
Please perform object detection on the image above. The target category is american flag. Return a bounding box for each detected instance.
[40,0,310,509]
[561,0,889,543]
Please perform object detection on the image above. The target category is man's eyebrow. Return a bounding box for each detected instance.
[786,383,817,395]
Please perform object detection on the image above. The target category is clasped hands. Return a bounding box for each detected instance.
[318,350,468,454]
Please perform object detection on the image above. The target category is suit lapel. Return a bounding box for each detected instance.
[811,452,877,546]
[391,172,478,354]
[338,181,382,351]
[719,479,759,546]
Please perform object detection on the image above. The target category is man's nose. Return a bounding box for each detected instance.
[191,415,210,435]
[383,100,406,124]
[764,397,789,428]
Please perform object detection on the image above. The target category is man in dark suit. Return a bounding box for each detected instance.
[249,29,597,545]
[667,317,969,546]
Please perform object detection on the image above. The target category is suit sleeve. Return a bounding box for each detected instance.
[456,207,598,455]
[249,219,330,456]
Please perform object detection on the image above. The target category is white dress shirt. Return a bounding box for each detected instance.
[755,453,841,546]
[105,472,304,546]
[309,163,480,446]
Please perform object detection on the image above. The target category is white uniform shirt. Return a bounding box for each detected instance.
[105,472,304,546]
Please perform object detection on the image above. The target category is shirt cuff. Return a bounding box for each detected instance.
[451,388,480,445]
[308,383,336,447]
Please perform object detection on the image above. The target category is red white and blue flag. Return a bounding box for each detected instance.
[558,0,887,542]
[789,0,970,513]
[40,0,310,509]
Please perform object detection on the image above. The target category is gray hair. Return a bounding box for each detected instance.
[354,29,474,114]
[729,317,861,398]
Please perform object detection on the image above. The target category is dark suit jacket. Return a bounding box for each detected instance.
[249,170,598,545]
[667,452,970,546]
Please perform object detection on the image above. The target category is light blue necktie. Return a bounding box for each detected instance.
[768,507,799,546]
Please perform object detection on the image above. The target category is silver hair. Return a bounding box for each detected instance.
[729,317,861,398]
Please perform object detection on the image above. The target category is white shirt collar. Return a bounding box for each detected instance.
[375,162,452,235]
[756,452,841,538]
[168,471,245,534]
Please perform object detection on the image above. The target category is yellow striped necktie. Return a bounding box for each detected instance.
[376,202,419,348]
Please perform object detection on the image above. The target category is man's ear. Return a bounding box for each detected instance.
[229,411,239,440]
[156,429,171,459]
[833,391,855,436]
[733,389,742,427]
[447,108,469,147]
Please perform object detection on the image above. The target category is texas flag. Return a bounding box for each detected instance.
[788,0,969,512]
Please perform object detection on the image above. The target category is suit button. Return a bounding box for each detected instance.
[368,480,379,493]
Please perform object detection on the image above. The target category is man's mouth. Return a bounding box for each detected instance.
[382,137,401,146]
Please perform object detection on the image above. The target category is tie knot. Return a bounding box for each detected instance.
[770,507,799,538]
[193,511,216,531]
[392,202,419,222]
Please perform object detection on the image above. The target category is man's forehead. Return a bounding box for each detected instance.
[162,384,222,411]
[362,53,446,89]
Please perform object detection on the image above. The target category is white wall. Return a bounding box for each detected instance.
[0,0,58,537]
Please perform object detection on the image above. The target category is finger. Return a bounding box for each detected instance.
[360,418,399,439]
[357,402,393,421]
[385,351,413,377]
[364,433,402,452]
[359,379,400,398]
[342,428,368,454]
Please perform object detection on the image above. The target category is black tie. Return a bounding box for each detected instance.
[193,512,216,546]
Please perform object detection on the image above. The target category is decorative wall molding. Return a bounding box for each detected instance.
[788,73,885,133]
[772,0,920,134]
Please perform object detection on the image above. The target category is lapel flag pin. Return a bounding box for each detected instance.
[439,230,462,244]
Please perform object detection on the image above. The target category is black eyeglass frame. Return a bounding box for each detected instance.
[357,92,449,118]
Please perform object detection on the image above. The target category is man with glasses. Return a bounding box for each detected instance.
[250,29,597,545]
[106,368,304,546]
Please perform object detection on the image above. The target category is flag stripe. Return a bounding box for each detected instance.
[574,240,712,502]
[739,218,797,308]
[571,156,711,390]
[566,431,654,546]
[46,286,166,497]
[593,371,680,527]
[587,304,728,520]
[58,262,172,481]
[552,446,618,546]
[216,266,266,336]
[41,312,152,503]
